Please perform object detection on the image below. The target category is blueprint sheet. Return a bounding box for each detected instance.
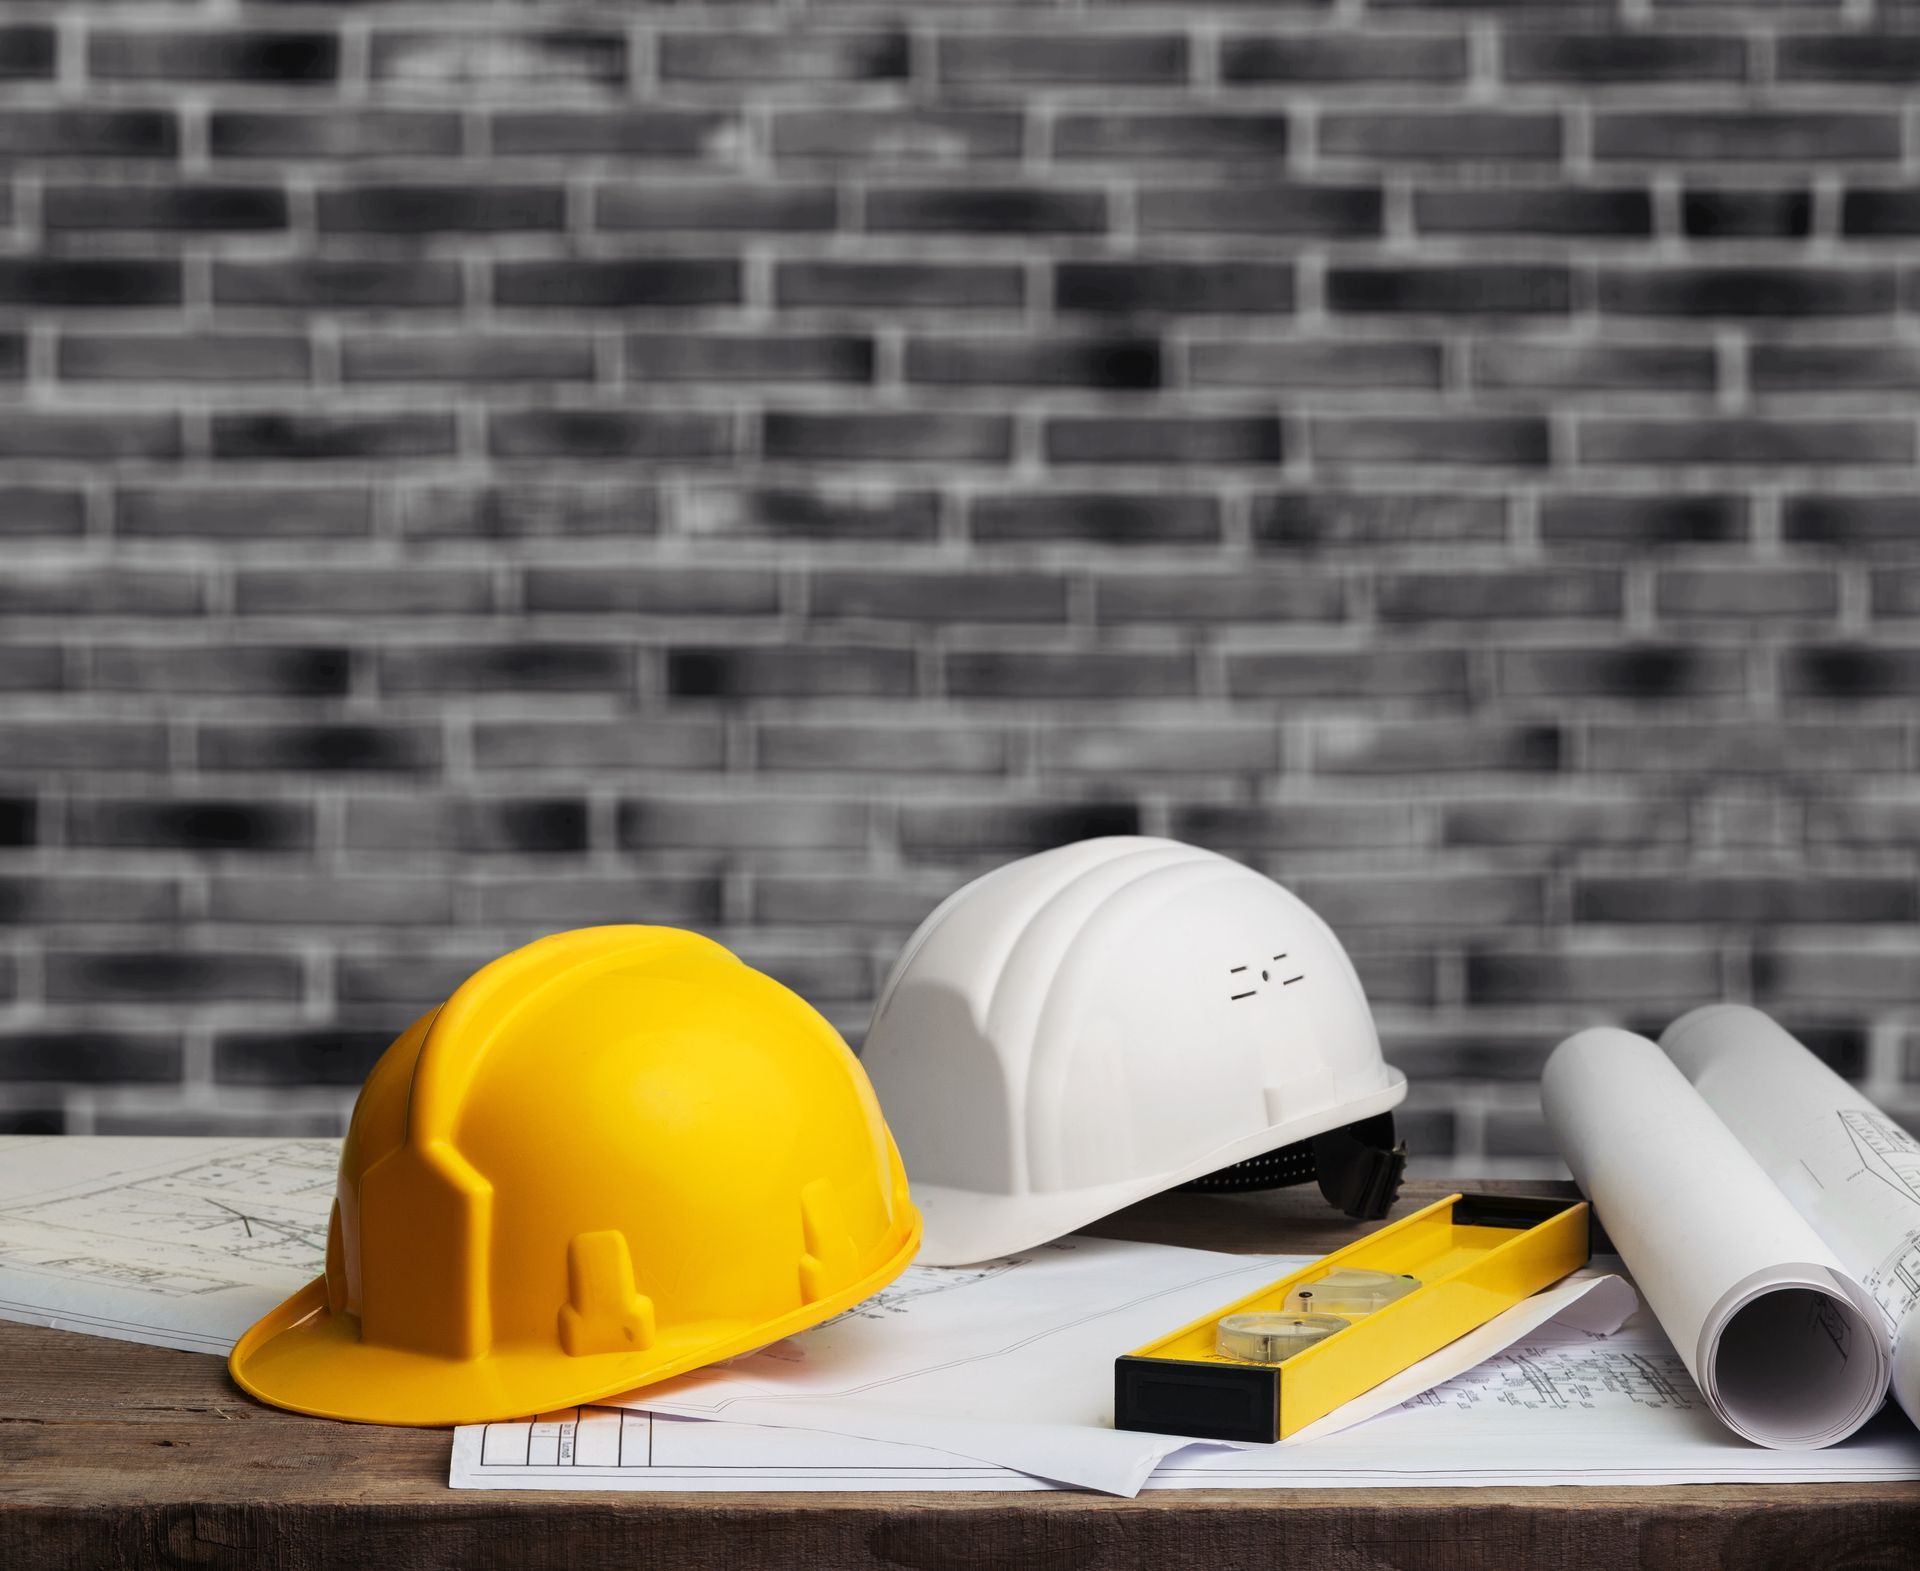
[0,1136,330,1353]
[452,1309,1920,1493]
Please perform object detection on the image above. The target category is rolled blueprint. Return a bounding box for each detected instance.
[1662,1003,1920,1429]
[1542,1027,1890,1448]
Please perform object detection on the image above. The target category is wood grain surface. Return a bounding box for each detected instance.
[4,1179,1916,1571]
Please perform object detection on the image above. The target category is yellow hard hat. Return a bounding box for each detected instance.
[230,926,921,1426]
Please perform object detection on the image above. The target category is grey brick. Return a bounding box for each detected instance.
[1594,113,1899,163]
[944,649,1193,700]
[1872,571,1920,617]
[1473,341,1716,392]
[0,1032,181,1086]
[773,110,1023,162]
[1314,416,1549,467]
[212,412,457,461]
[1414,187,1651,236]
[43,183,288,232]
[236,567,492,616]
[1682,188,1813,239]
[1467,944,1720,1005]
[866,187,1107,235]
[1752,346,1920,392]
[526,567,777,616]
[371,30,626,88]
[1311,720,1561,774]
[197,723,441,774]
[214,1029,392,1088]
[619,795,869,850]
[1321,112,1560,162]
[345,796,589,854]
[0,25,54,80]
[214,260,461,309]
[1328,264,1569,315]
[318,184,565,233]
[662,29,908,82]
[44,950,303,1004]
[341,334,594,384]
[1586,720,1905,775]
[0,486,85,537]
[1193,339,1441,390]
[495,259,741,309]
[668,644,915,699]
[776,260,1024,311]
[1378,568,1621,621]
[211,874,453,927]
[1808,796,1920,845]
[490,408,733,461]
[1500,643,1747,700]
[1755,942,1920,1007]
[0,876,178,926]
[211,110,459,161]
[1056,261,1292,315]
[1054,113,1289,161]
[756,722,1008,775]
[89,644,349,697]
[404,481,659,539]
[1225,33,1466,82]
[1138,184,1382,236]
[1503,32,1746,82]
[1581,418,1913,466]
[598,183,836,233]
[0,412,180,461]
[68,798,313,852]
[1658,567,1838,618]
[1294,873,1544,929]
[897,801,1141,856]
[473,718,724,772]
[1253,492,1508,548]
[1046,415,1281,466]
[0,647,62,692]
[628,332,872,385]
[1041,724,1277,776]
[941,33,1185,84]
[970,492,1220,547]
[1577,875,1915,925]
[1443,797,1687,847]
[378,642,631,695]
[906,335,1160,390]
[765,410,1012,464]
[0,109,175,159]
[1599,267,1895,318]
[1,568,201,618]
[1777,35,1920,82]
[117,485,371,540]
[90,29,339,83]
[1172,801,1416,850]
[1540,494,1746,546]
[475,874,722,927]
[494,111,733,159]
[1228,648,1467,700]
[1784,496,1920,550]
[812,569,1066,624]
[683,485,938,542]
[1096,569,1345,624]
[753,873,959,928]
[0,723,168,772]
[62,333,309,384]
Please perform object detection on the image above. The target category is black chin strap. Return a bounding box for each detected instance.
[1178,1112,1406,1221]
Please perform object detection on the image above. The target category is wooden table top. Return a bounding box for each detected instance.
[3,1177,1916,1571]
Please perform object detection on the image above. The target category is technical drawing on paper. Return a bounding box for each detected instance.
[819,1260,1027,1325]
[1863,1229,1920,1327]
[1843,1112,1920,1208]
[1406,1341,1695,1415]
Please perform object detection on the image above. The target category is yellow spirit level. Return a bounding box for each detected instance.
[1114,1191,1591,1443]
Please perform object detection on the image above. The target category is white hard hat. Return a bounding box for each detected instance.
[862,836,1407,1266]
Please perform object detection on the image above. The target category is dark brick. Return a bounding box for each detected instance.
[907,336,1160,390]
[1320,112,1561,162]
[473,718,723,772]
[117,485,372,539]
[197,722,442,774]
[490,408,732,460]
[1683,188,1813,239]
[1294,872,1544,929]
[211,412,457,461]
[1194,340,1441,390]
[776,261,1025,311]
[629,332,871,385]
[619,796,867,852]
[811,570,1067,624]
[1752,346,1920,393]
[1311,720,1562,775]
[0,1032,180,1084]
[1499,644,1747,700]
[0,25,54,79]
[44,950,303,1004]
[866,186,1107,235]
[1466,944,1720,1007]
[1328,264,1569,315]
[945,649,1193,700]
[1474,341,1716,391]
[1227,649,1467,700]
[1378,568,1621,621]
[1539,494,1747,546]
[215,1029,393,1087]
[319,184,565,233]
[406,481,659,540]
[345,796,590,853]
[1582,419,1912,467]
[663,29,908,82]
[773,110,1024,162]
[1504,32,1746,81]
[342,334,594,384]
[90,29,338,83]
[1138,185,1381,236]
[1594,113,1899,163]
[898,802,1142,857]
[0,486,85,537]
[211,110,460,160]
[0,646,63,689]
[1844,189,1920,238]
[0,799,34,846]
[1777,35,1920,82]
[68,798,313,852]
[0,109,176,159]
[684,485,939,542]
[371,30,625,88]
[1253,492,1508,548]
[765,410,1012,464]
[0,412,180,461]
[1413,186,1651,236]
[1315,416,1549,467]
[970,492,1221,547]
[0,259,179,308]
[61,333,308,383]
[1047,415,1281,466]
[526,567,775,616]
[941,33,1185,83]
[1782,645,1920,700]
[1576,876,1916,925]
[89,644,349,697]
[1056,261,1292,314]
[1658,566,1837,618]
[495,259,741,309]
[1172,802,1414,851]
[1600,267,1894,317]
[1054,113,1289,160]
[1784,496,1920,550]
[598,183,836,232]
[0,330,20,379]
[43,183,288,232]
[494,111,732,159]
[1443,797,1686,848]
[213,260,462,309]
[668,645,915,699]
[1223,34,1467,82]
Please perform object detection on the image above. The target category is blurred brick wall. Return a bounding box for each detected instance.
[4,1,1920,1169]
